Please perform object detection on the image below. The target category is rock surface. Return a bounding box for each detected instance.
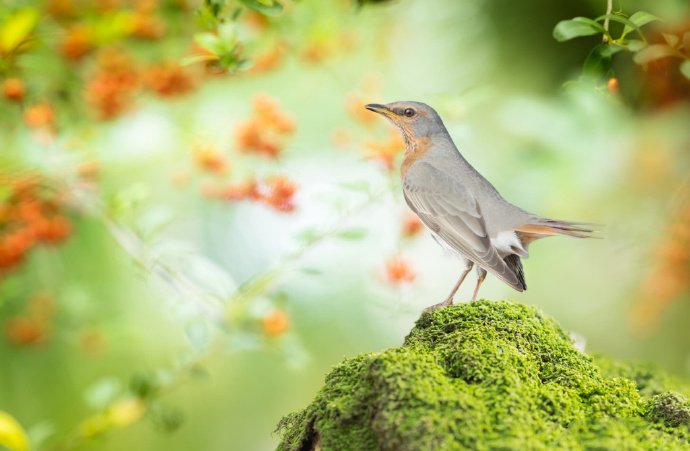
[276,301,690,450]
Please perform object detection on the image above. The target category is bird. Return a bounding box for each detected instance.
[365,101,594,311]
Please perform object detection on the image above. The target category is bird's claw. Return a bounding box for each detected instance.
[422,298,453,313]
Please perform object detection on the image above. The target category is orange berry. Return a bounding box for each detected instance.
[3,78,26,102]
[60,25,92,60]
[262,176,297,212]
[36,216,71,243]
[247,44,286,75]
[261,309,289,337]
[144,62,195,97]
[364,131,405,171]
[223,179,261,201]
[23,103,55,129]
[77,160,101,180]
[607,77,619,94]
[193,145,228,174]
[131,13,166,40]
[200,181,224,199]
[402,215,423,238]
[385,256,416,285]
[4,316,47,345]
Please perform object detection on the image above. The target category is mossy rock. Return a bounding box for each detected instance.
[276,300,690,450]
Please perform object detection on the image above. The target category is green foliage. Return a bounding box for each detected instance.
[239,0,284,16]
[276,301,690,450]
[553,8,690,82]
[553,17,605,42]
[0,8,38,52]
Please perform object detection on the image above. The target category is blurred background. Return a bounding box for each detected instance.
[1,0,690,449]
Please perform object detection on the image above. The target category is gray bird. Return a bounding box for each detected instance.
[366,101,593,311]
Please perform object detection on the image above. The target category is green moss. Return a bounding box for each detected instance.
[276,301,690,450]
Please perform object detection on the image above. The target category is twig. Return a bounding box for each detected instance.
[603,0,613,42]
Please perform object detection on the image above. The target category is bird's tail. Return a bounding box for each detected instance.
[516,218,597,239]
[503,254,526,291]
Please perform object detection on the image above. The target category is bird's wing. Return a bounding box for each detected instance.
[403,162,523,291]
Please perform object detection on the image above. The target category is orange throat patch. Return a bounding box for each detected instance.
[401,135,431,178]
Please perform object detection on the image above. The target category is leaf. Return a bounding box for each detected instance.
[626,39,646,52]
[0,411,29,451]
[598,44,625,58]
[663,33,680,48]
[0,7,39,54]
[85,378,122,409]
[595,14,641,37]
[553,17,605,42]
[583,44,614,78]
[194,32,222,54]
[300,267,322,275]
[180,54,218,66]
[633,44,677,64]
[217,22,236,45]
[680,60,690,80]
[337,228,368,240]
[238,0,283,16]
[295,228,320,243]
[623,11,660,38]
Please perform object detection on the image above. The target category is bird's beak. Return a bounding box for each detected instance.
[365,103,391,116]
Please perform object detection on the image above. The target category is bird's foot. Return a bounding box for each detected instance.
[422,297,453,313]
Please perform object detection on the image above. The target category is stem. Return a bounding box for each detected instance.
[603,0,613,42]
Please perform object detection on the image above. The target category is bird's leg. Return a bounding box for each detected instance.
[423,262,473,312]
[471,269,487,301]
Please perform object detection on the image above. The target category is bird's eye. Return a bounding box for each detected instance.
[403,108,416,117]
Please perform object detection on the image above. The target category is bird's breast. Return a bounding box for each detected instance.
[400,136,433,179]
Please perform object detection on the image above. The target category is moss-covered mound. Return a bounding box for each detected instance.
[276,301,690,450]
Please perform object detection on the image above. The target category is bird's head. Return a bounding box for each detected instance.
[365,101,446,144]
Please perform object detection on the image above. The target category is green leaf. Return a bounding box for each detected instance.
[583,44,613,78]
[662,33,680,48]
[633,44,677,64]
[85,378,122,409]
[336,228,368,240]
[181,54,218,66]
[217,22,236,45]
[680,60,690,80]
[194,32,222,54]
[295,228,320,243]
[626,39,646,52]
[0,7,39,54]
[623,11,660,38]
[129,372,160,399]
[598,44,625,58]
[238,0,283,16]
[595,14,641,38]
[150,404,185,433]
[300,267,322,275]
[553,17,605,42]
